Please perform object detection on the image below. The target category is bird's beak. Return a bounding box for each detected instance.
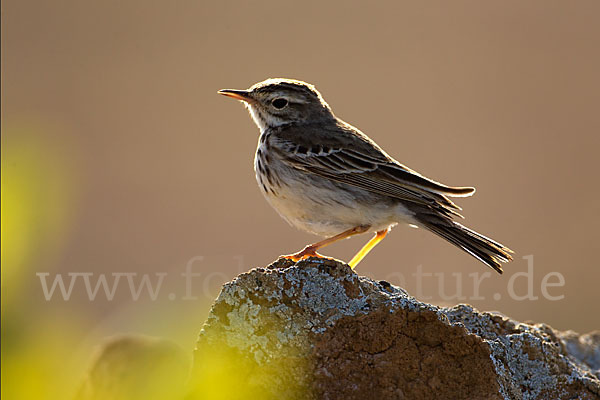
[218,89,253,102]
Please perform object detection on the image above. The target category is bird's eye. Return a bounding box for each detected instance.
[271,98,288,109]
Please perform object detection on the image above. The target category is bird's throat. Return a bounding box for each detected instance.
[246,104,286,131]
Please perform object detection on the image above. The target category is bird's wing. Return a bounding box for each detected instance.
[270,121,475,216]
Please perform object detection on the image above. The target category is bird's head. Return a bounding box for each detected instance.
[218,78,334,131]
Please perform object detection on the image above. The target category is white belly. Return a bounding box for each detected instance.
[253,130,415,238]
[256,167,414,237]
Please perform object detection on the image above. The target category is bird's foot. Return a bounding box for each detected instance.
[280,245,331,262]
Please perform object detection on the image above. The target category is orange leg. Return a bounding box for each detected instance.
[348,227,390,269]
[282,225,370,262]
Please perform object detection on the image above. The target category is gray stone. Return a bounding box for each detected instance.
[190,257,599,400]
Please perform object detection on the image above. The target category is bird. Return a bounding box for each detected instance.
[218,78,513,273]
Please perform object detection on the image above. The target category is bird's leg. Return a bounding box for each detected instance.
[348,227,391,269]
[282,225,370,262]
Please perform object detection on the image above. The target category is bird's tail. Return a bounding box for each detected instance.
[420,220,513,274]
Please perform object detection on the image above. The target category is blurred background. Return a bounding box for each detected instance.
[2,0,599,398]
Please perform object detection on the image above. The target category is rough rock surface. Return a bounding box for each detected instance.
[190,258,600,400]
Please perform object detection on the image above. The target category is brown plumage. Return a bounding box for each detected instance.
[219,78,513,272]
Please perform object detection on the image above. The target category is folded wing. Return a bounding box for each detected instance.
[270,123,475,219]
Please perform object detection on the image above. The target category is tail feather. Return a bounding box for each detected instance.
[421,221,513,274]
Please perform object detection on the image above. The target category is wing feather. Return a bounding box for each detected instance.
[269,121,473,218]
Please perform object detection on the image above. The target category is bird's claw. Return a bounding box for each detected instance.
[280,246,331,262]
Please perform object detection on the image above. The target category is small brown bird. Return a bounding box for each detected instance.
[219,78,513,273]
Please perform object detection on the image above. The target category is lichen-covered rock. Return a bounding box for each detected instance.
[189,258,600,400]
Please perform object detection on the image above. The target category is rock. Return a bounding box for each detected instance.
[75,335,190,400]
[189,258,600,400]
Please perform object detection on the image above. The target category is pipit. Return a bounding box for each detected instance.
[219,79,513,273]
